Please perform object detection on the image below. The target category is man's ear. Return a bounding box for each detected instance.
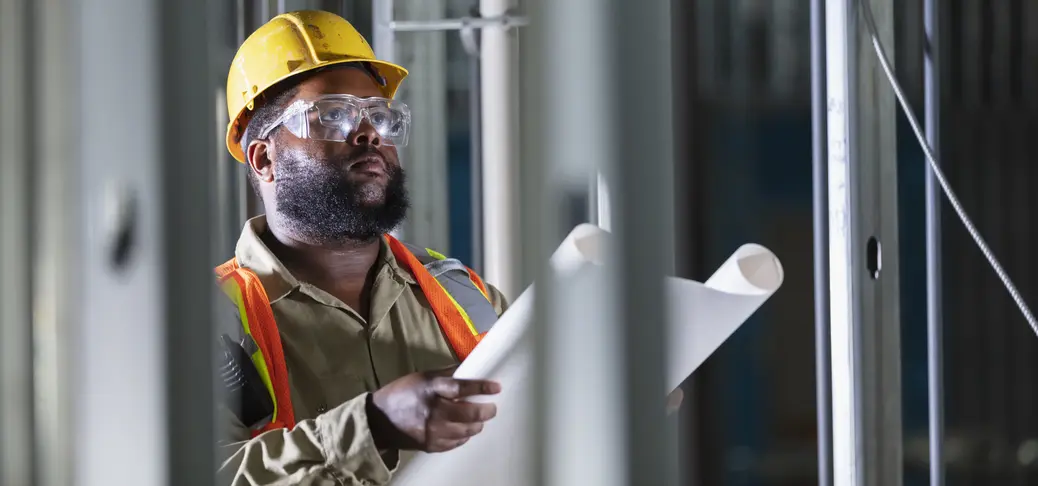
[246,140,275,183]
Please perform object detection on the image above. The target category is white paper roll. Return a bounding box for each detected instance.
[391,225,784,485]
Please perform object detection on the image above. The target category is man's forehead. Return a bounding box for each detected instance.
[293,65,384,99]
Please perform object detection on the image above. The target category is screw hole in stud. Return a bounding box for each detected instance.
[866,236,882,280]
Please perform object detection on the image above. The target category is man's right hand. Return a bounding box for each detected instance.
[366,367,501,453]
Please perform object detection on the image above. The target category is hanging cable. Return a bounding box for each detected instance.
[857,0,1038,336]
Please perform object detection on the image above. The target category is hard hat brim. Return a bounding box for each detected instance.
[226,58,408,163]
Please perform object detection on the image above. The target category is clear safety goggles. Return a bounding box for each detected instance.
[260,94,411,147]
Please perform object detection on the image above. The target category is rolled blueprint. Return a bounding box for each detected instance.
[391,224,783,485]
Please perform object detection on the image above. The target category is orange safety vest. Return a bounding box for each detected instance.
[215,234,499,435]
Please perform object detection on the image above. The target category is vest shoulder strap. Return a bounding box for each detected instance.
[216,258,296,434]
[399,241,499,335]
[386,236,499,360]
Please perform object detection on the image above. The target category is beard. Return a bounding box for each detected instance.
[273,149,409,244]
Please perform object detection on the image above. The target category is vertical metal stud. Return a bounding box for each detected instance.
[0,0,37,484]
[372,0,396,79]
[611,0,677,481]
[523,0,676,482]
[160,0,220,483]
[521,0,644,483]
[811,0,834,484]
[825,0,903,485]
[518,0,559,483]
[462,14,485,273]
[32,0,78,484]
[480,0,520,296]
[923,0,944,484]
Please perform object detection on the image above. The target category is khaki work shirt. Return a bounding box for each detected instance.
[217,216,508,486]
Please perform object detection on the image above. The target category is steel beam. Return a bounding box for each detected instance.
[824,0,902,485]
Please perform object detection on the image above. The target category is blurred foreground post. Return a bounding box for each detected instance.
[522,0,676,484]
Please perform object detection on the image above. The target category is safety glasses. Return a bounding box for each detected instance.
[260,94,411,147]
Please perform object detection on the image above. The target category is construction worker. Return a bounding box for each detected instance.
[215,10,507,485]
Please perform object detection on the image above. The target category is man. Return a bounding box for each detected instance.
[216,10,507,485]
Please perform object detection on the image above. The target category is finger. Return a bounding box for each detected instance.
[427,436,471,453]
[428,418,485,441]
[431,399,498,423]
[430,377,501,399]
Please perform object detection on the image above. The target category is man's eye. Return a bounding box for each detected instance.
[369,112,388,125]
[320,108,348,124]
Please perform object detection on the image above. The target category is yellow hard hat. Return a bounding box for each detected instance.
[225,10,408,162]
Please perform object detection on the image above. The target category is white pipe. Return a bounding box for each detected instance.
[480,0,519,297]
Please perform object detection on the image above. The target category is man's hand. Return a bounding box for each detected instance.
[367,367,501,453]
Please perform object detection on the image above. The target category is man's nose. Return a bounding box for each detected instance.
[347,119,382,147]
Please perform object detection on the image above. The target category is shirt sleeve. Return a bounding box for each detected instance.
[217,392,398,486]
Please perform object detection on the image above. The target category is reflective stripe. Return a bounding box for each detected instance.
[431,276,481,337]
[405,243,499,335]
[435,270,498,334]
[424,257,466,277]
[404,243,498,334]
[219,277,278,419]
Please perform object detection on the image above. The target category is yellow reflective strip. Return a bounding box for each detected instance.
[219,279,252,335]
[432,277,479,337]
[219,277,279,421]
[426,248,448,261]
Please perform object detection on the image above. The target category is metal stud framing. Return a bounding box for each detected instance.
[822,1,903,485]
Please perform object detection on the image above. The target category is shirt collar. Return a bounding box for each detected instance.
[233,215,417,304]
